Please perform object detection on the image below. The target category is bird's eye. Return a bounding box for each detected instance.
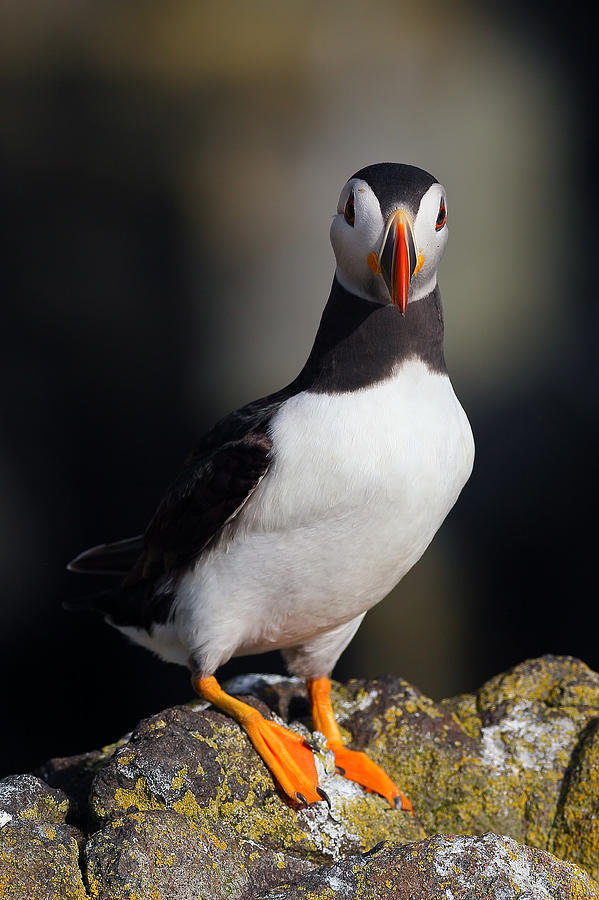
[435,199,447,231]
[344,190,355,227]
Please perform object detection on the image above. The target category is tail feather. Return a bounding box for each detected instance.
[62,587,117,614]
[67,535,144,576]
[63,581,176,631]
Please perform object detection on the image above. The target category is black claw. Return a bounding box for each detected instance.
[335,765,346,776]
[302,739,318,752]
[316,787,332,809]
[295,791,308,808]
[364,840,386,857]
[393,793,415,815]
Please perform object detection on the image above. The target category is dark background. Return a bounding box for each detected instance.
[1,1,597,777]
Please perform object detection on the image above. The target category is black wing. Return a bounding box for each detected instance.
[67,385,295,592]
[126,428,272,585]
[125,387,299,584]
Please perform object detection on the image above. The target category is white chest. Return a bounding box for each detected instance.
[170,360,474,669]
[249,359,474,543]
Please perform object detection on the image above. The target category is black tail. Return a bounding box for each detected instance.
[62,587,118,615]
[67,535,144,576]
[63,581,176,631]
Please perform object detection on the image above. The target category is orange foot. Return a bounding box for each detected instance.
[194,675,326,807]
[332,745,412,811]
[307,676,413,812]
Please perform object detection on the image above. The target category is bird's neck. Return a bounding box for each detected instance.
[297,276,447,394]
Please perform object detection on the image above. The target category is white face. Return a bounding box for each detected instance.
[330,178,449,305]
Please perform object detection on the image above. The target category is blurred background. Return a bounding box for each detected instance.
[1,0,597,776]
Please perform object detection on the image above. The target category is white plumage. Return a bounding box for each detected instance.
[119,357,473,677]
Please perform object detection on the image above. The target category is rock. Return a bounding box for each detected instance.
[85,809,314,900]
[329,654,599,851]
[0,775,84,899]
[87,694,424,866]
[258,832,599,899]
[0,774,70,827]
[0,820,86,900]
[35,737,131,830]
[238,656,599,871]
[3,654,599,899]
[549,716,599,880]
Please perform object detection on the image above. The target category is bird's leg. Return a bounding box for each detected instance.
[193,675,323,807]
[307,676,413,812]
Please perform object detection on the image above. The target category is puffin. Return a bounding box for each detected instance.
[67,163,474,812]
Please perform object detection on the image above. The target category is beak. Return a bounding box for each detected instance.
[378,209,417,315]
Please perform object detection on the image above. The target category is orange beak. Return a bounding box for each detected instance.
[378,209,417,315]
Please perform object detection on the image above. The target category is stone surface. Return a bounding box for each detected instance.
[0,820,86,900]
[238,655,599,875]
[35,737,131,830]
[0,773,70,828]
[549,716,599,880]
[259,832,599,899]
[2,654,599,899]
[85,809,314,900]
[330,654,599,851]
[87,695,424,865]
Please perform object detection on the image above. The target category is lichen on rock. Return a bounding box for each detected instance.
[328,654,599,855]
[0,820,86,900]
[0,774,70,827]
[549,716,599,880]
[85,809,314,900]
[258,832,599,900]
[87,698,423,865]
[3,654,599,899]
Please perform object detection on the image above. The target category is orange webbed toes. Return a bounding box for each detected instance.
[246,716,323,806]
[194,676,327,809]
[332,745,413,811]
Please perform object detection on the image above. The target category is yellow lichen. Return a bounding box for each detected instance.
[172,789,202,820]
[149,719,167,730]
[114,778,163,813]
[116,753,135,766]
[170,766,188,791]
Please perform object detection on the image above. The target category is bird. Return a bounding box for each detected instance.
[67,162,474,813]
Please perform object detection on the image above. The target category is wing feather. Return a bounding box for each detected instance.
[127,429,272,585]
[68,385,294,596]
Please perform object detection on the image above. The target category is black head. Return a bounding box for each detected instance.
[350,163,438,219]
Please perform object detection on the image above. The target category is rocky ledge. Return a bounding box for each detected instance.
[2,654,599,898]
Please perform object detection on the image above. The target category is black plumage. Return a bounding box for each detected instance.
[351,163,437,218]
